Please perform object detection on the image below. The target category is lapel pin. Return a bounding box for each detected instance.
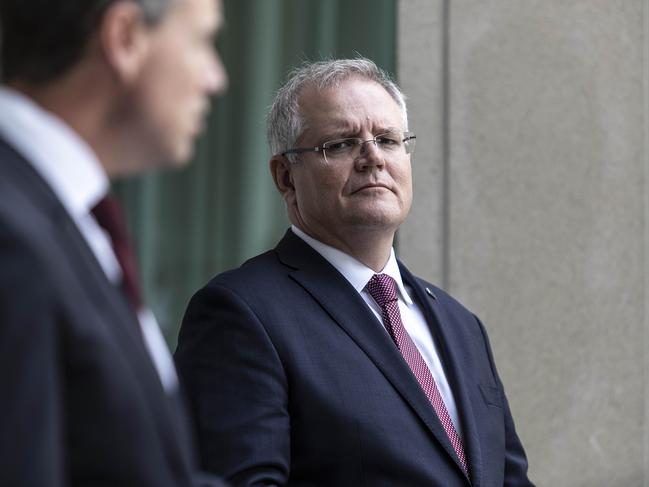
[425,287,437,300]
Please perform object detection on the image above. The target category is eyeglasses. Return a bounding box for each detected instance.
[281,130,416,164]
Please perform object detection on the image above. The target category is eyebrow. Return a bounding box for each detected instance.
[323,126,402,139]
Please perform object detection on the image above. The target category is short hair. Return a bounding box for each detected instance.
[266,58,408,157]
[0,0,174,83]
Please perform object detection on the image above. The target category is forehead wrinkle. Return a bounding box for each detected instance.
[298,80,405,142]
[299,118,355,141]
[308,115,402,136]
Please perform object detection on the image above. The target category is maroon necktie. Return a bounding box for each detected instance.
[365,273,469,476]
[91,194,143,312]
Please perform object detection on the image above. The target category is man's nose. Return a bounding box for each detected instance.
[206,52,229,95]
[355,138,385,170]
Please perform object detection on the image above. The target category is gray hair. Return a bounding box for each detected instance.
[266,58,408,157]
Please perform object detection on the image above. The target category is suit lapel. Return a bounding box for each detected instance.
[275,231,468,478]
[51,197,194,475]
[400,265,483,486]
[2,142,193,474]
[0,139,154,390]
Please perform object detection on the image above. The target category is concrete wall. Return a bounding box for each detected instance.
[398,1,646,485]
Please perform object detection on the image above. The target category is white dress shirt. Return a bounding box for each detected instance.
[291,225,463,436]
[0,87,178,392]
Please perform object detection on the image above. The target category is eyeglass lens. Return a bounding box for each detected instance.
[322,131,415,162]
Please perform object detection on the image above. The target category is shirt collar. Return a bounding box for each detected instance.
[0,86,109,218]
[291,225,413,305]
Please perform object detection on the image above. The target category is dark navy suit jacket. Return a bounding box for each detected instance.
[0,137,223,486]
[175,230,534,487]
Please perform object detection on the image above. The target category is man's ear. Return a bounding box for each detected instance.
[270,155,297,205]
[98,1,151,83]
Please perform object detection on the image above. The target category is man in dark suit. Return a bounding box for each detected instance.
[0,0,228,485]
[175,58,534,486]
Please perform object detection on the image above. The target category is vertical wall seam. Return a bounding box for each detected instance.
[644,0,649,483]
[441,0,451,289]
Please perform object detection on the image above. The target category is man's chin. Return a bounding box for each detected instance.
[348,212,407,233]
[349,202,408,225]
[159,142,195,170]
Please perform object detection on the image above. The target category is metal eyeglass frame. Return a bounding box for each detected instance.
[280,131,416,163]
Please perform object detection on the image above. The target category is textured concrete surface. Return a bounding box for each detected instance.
[397,0,446,284]
[398,1,645,485]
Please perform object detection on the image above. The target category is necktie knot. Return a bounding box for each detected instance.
[92,194,143,311]
[365,273,398,308]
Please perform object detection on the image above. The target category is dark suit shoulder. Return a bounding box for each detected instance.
[0,158,61,315]
[0,139,62,248]
[203,248,287,293]
[0,223,58,323]
[0,205,69,326]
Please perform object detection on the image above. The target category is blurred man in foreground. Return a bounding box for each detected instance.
[0,0,227,485]
[176,58,534,486]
